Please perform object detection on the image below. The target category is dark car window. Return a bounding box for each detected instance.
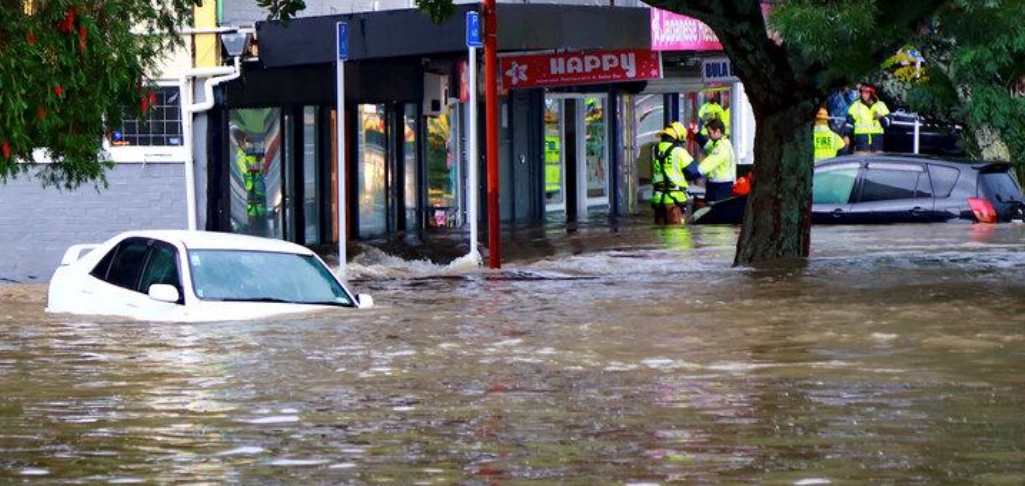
[813,163,860,204]
[859,163,924,202]
[138,244,182,300]
[979,171,1023,202]
[927,165,960,198]
[915,171,934,198]
[104,240,150,291]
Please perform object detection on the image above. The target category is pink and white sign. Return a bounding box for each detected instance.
[499,49,662,90]
[650,8,722,52]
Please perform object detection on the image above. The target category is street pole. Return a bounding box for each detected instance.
[467,12,481,262]
[483,0,501,269]
[336,22,348,278]
[913,57,922,155]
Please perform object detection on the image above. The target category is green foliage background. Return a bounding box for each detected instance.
[0,0,196,189]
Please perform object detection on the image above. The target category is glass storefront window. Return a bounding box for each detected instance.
[584,96,608,203]
[303,107,320,244]
[635,94,665,185]
[544,98,564,210]
[403,104,419,232]
[229,108,284,238]
[426,102,460,228]
[358,104,388,237]
[688,87,731,139]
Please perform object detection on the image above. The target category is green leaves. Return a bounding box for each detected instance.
[0,0,197,189]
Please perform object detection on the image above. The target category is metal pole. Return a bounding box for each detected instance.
[336,24,348,277]
[468,45,480,261]
[483,0,501,269]
[913,58,922,155]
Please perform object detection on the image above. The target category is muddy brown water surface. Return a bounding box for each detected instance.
[2,223,1024,484]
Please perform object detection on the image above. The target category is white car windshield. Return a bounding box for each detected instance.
[188,250,352,306]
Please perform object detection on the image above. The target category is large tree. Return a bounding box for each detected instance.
[0,0,196,189]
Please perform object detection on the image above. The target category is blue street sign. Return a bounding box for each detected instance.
[337,22,349,60]
[466,12,482,48]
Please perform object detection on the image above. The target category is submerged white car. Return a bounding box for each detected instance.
[47,230,373,322]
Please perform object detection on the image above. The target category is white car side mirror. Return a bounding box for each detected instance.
[355,293,375,309]
[148,284,180,304]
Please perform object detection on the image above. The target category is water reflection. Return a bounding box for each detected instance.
[2,223,1024,483]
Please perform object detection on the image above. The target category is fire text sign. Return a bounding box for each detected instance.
[500,49,662,90]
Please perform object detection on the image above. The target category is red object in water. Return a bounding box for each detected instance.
[731,176,751,197]
[2,140,11,160]
[53,85,64,97]
[968,197,998,224]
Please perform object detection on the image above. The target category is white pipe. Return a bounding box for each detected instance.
[179,56,242,231]
[336,24,348,278]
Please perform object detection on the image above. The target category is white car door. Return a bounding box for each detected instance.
[85,238,186,320]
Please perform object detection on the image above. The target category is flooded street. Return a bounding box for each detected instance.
[2,223,1024,484]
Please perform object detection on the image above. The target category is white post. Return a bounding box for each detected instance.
[181,80,198,231]
[468,45,479,261]
[913,58,922,155]
[336,22,348,278]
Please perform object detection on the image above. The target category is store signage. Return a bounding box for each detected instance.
[499,49,662,90]
[336,22,348,60]
[466,11,482,48]
[650,8,722,52]
[702,57,737,83]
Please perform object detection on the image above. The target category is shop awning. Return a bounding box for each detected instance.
[256,4,651,68]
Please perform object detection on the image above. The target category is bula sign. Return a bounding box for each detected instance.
[500,49,662,90]
[702,57,737,83]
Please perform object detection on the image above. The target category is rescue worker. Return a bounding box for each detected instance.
[651,122,693,224]
[233,131,267,234]
[847,84,890,153]
[544,135,561,202]
[697,92,729,138]
[697,118,736,203]
[813,107,847,163]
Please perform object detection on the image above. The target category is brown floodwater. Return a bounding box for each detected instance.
[1,222,1024,484]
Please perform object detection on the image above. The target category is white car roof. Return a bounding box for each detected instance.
[115,230,316,255]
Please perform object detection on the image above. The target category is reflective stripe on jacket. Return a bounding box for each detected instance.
[847,100,890,135]
[651,142,692,206]
[813,125,846,162]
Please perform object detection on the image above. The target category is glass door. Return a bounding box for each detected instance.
[228,108,284,238]
[544,97,566,212]
[583,96,609,207]
[357,104,388,237]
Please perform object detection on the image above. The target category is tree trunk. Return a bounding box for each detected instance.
[734,106,815,266]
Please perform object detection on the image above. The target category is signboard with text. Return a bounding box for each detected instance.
[499,49,662,90]
[702,57,737,83]
[650,8,722,52]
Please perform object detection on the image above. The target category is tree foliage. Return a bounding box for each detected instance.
[0,0,196,189]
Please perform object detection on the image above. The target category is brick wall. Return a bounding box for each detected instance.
[0,163,188,283]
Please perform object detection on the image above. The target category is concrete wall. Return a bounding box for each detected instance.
[0,164,188,283]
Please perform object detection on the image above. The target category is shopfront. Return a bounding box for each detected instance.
[207,4,652,248]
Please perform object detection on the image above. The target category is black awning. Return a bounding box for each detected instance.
[257,4,651,68]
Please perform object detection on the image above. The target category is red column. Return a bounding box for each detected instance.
[483,0,501,269]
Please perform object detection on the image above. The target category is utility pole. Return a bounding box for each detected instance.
[483,0,501,269]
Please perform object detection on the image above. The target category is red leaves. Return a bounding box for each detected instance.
[36,106,48,121]
[26,32,37,45]
[1,140,10,160]
[57,8,77,34]
[78,25,88,54]
[54,85,64,98]
[140,90,157,113]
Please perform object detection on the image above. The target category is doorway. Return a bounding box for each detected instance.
[543,94,611,217]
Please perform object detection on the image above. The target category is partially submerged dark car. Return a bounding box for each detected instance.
[690,154,1025,225]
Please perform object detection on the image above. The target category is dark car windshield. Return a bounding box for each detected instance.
[188,250,353,306]
[979,171,1023,203]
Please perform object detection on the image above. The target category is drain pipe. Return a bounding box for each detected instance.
[179,56,241,230]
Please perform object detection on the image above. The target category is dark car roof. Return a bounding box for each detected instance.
[817,154,1010,171]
